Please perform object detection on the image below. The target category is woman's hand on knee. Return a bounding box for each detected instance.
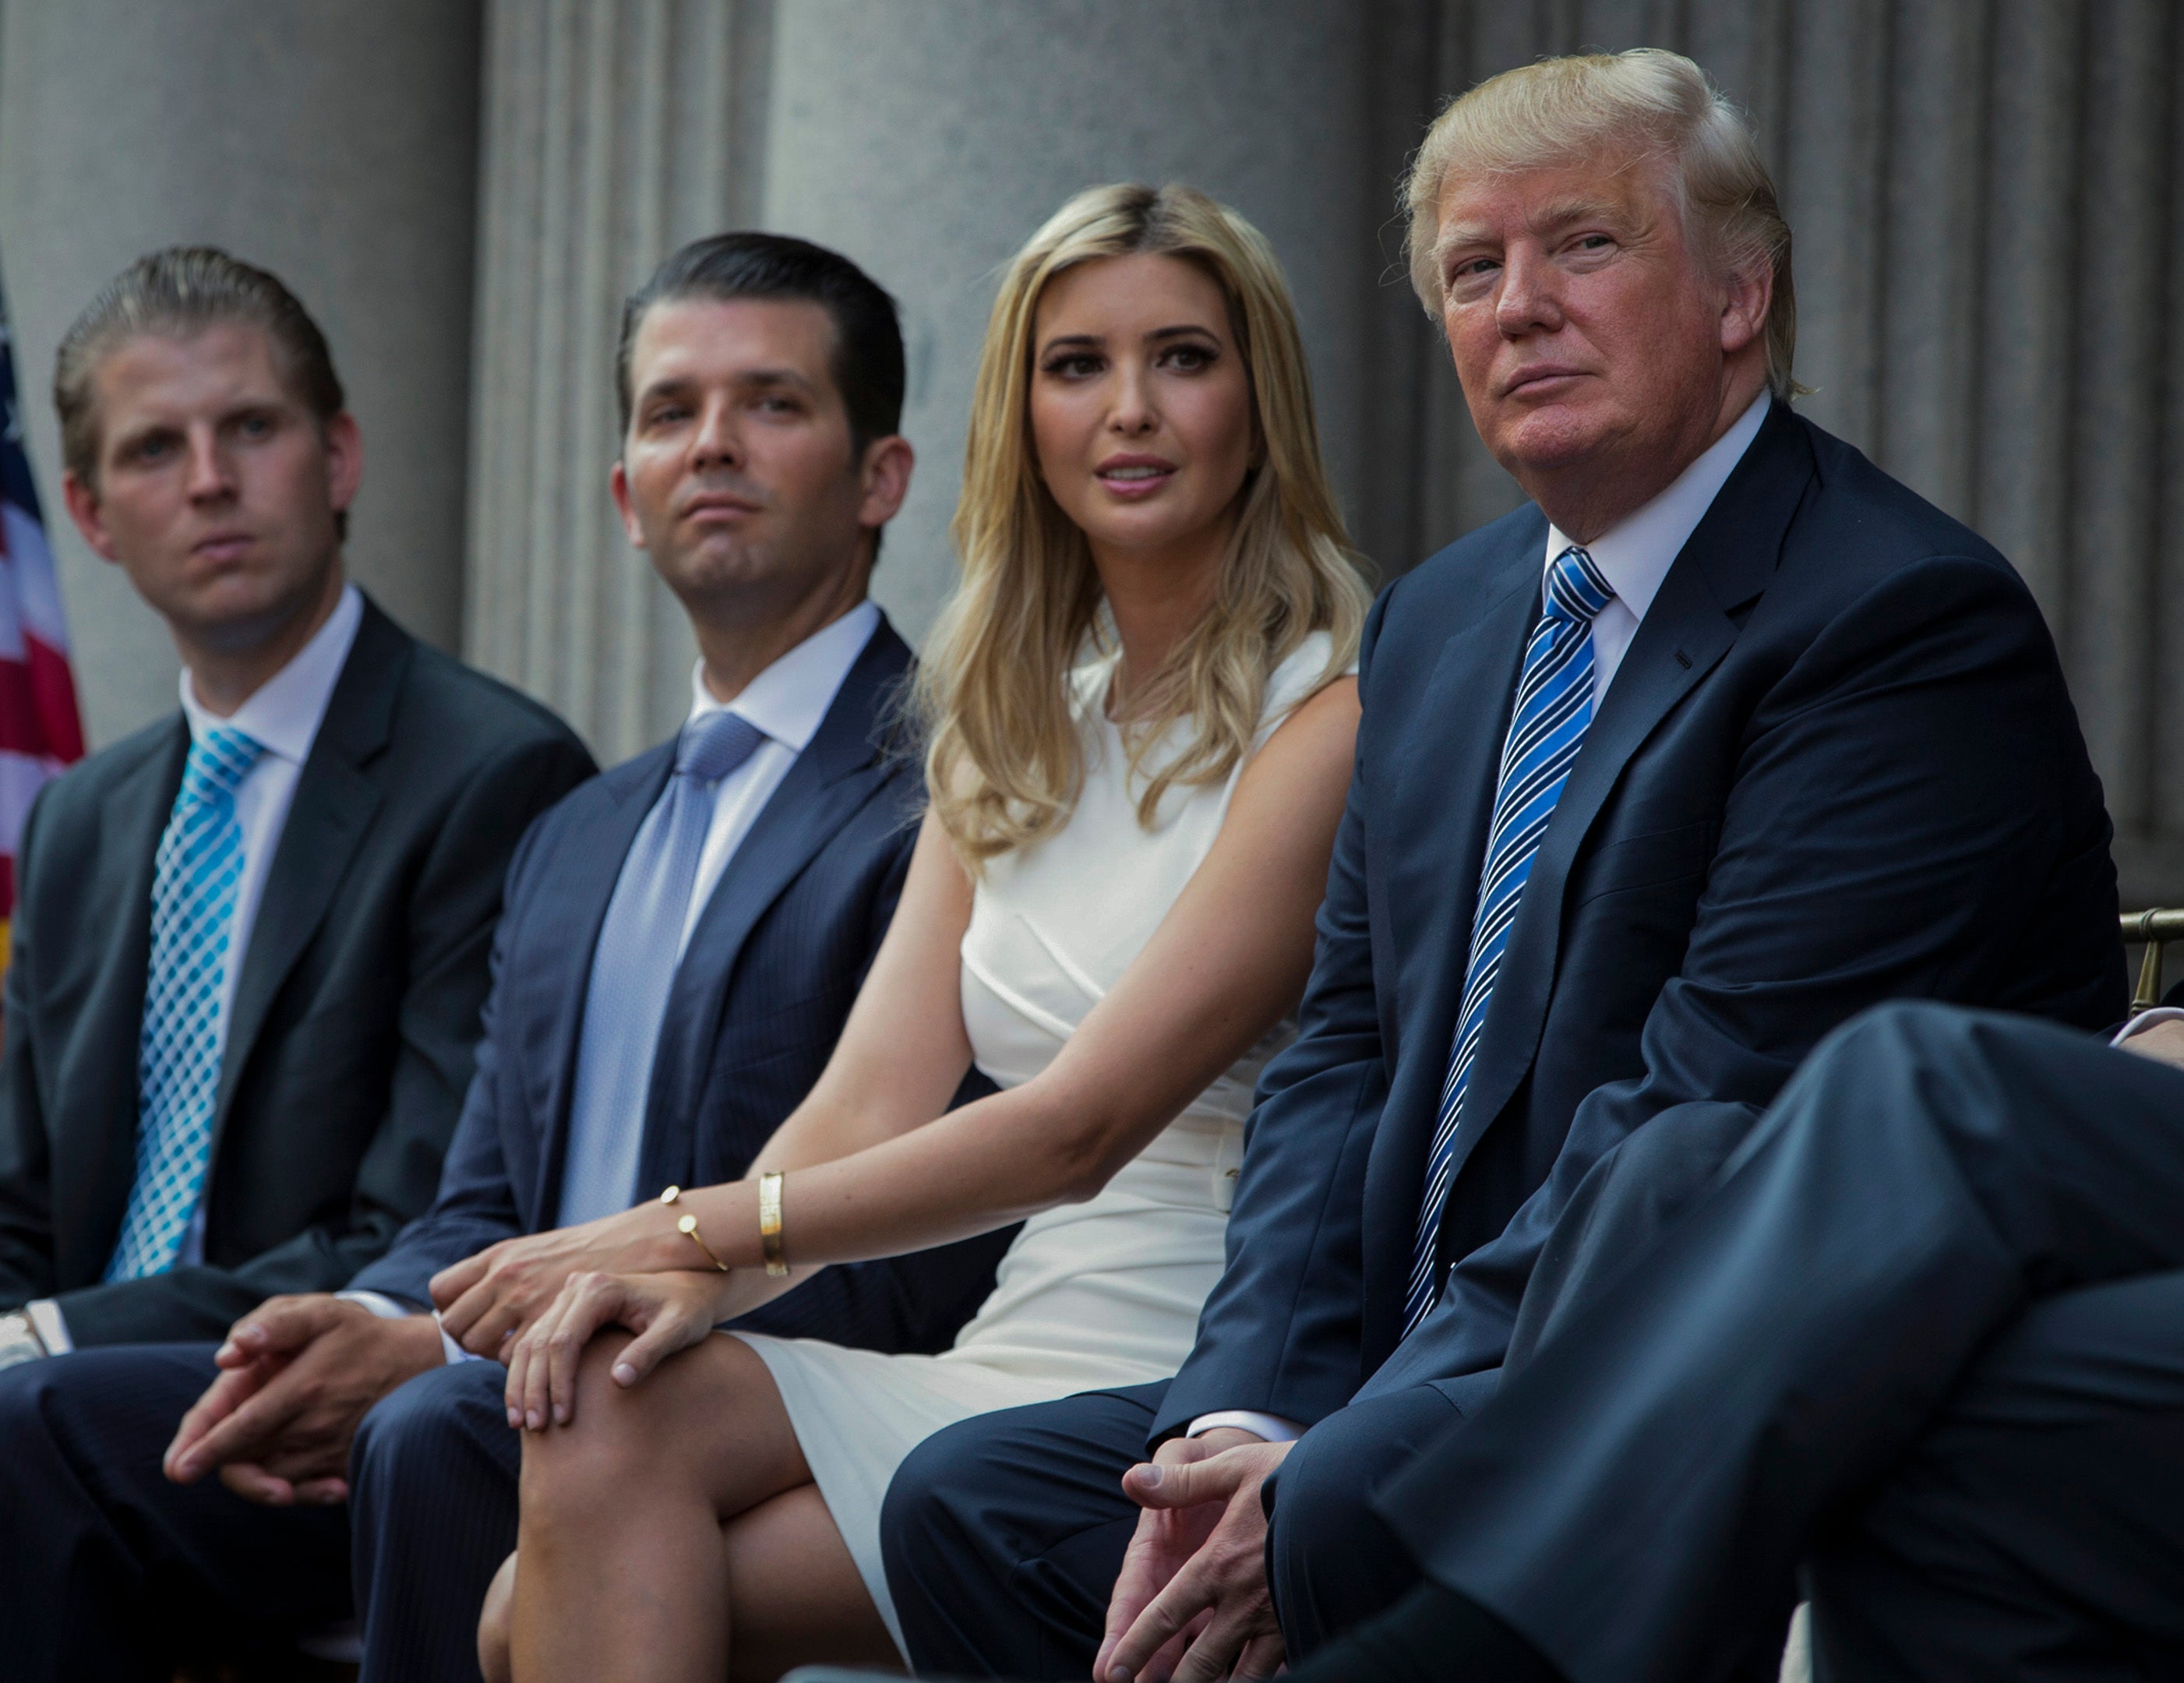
[504,1268,736,1431]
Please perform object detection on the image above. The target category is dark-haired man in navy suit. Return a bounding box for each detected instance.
[0,233,1009,1682]
[880,50,2126,1682]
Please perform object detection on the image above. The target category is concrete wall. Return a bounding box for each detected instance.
[0,0,482,746]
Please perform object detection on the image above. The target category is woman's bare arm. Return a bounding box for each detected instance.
[658,676,1356,1290]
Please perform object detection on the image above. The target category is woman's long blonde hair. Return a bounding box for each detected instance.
[916,182,1371,865]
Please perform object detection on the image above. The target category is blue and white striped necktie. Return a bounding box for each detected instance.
[1403,545,1616,1332]
[106,725,266,1280]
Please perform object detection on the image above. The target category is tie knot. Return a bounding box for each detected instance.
[181,726,264,805]
[675,710,767,784]
[1544,546,1616,628]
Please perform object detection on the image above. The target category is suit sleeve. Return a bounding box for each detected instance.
[343,807,556,1308]
[52,733,596,1344]
[1388,552,2119,1391]
[729,780,1018,1356]
[1150,590,1397,1443]
[0,785,58,1305]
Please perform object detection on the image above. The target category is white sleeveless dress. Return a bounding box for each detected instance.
[733,630,1343,1655]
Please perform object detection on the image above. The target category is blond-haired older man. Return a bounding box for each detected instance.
[880,48,2123,1682]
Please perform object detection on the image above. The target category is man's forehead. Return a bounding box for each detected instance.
[1436,155,1665,242]
[631,295,838,388]
[95,323,294,415]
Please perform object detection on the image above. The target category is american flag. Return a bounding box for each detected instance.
[0,276,85,967]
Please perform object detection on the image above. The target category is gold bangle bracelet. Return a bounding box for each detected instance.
[758,1171,789,1278]
[658,1184,730,1273]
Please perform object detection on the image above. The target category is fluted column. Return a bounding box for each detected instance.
[0,0,482,746]
[464,0,772,763]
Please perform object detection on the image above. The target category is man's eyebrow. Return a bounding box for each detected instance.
[1435,196,1633,266]
[636,366,819,404]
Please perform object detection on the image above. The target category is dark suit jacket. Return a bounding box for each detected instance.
[348,613,1012,1353]
[0,597,595,1345]
[1156,402,2125,1441]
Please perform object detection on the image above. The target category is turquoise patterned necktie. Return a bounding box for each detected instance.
[1403,546,1616,1332]
[105,725,266,1280]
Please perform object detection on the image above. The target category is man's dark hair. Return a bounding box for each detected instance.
[615,232,906,456]
[54,247,351,539]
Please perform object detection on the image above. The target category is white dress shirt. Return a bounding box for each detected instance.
[1186,397,1773,1446]
[27,584,364,1357]
[348,601,882,1362]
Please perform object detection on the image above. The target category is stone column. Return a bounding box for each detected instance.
[464,0,774,763]
[0,0,483,746]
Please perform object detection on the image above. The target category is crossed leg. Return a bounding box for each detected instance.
[485,1330,898,1683]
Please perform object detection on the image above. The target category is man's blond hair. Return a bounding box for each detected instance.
[1404,48,1799,399]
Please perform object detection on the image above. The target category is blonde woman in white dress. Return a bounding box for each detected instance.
[453,182,1371,1683]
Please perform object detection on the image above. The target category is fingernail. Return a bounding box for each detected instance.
[506,1409,520,1428]
[554,1406,568,1424]
[1134,1463,1161,1487]
[612,1362,635,1385]
[526,1410,542,1431]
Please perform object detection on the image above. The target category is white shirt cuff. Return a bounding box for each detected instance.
[1187,1410,1303,1443]
[24,1299,70,1356]
[2113,1007,2184,1045]
[333,1290,478,1366]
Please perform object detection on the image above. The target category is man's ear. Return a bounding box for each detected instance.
[856,434,915,533]
[321,411,364,521]
[60,469,122,564]
[609,457,646,549]
[1719,259,1773,359]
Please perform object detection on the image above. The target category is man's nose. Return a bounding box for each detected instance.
[690,397,743,468]
[1495,245,1564,337]
[183,429,235,501]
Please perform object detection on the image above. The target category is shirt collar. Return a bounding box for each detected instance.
[1544,391,1770,620]
[178,582,364,765]
[686,598,880,753]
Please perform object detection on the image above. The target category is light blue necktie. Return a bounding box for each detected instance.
[106,725,266,1280]
[1403,545,1616,1332]
[556,709,767,1227]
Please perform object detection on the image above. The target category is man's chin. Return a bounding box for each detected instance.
[1486,412,1617,485]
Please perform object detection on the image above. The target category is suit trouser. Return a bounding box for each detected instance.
[883,1379,1465,1678]
[0,1341,517,1683]
[1381,1002,2184,1683]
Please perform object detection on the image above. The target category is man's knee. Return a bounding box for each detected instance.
[1265,1390,1458,1653]
[885,1386,1162,1677]
[352,1360,513,1505]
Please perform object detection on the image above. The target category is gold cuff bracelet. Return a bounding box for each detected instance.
[758,1171,789,1277]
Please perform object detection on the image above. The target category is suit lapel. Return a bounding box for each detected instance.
[1448,402,1815,1176]
[52,725,187,1265]
[634,619,912,1193]
[525,750,673,1223]
[213,602,407,1131]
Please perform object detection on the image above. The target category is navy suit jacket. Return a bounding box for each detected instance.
[350,614,1012,1352]
[1156,403,2125,1441]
